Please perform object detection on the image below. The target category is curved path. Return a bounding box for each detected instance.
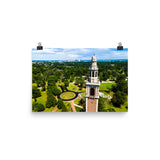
[56,85,85,112]
[57,85,84,101]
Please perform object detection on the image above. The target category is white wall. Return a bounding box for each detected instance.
[0,0,160,160]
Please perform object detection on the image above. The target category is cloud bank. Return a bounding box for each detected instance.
[32,48,128,60]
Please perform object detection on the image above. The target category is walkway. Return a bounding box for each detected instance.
[57,85,84,101]
[70,101,76,112]
[52,106,58,112]
[56,85,85,112]
[73,102,83,109]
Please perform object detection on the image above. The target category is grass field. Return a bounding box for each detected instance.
[101,98,128,112]
[60,92,75,99]
[64,102,73,112]
[99,83,115,91]
[43,106,55,112]
[68,84,86,92]
[111,106,128,112]
[74,98,80,105]
[36,90,47,106]
[32,83,37,88]
[32,90,47,106]
[56,109,62,112]
[68,84,78,91]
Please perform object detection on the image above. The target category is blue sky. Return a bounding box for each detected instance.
[32,48,128,60]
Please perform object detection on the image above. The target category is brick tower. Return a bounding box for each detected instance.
[86,55,100,112]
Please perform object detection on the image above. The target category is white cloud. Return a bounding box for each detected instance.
[32,48,128,60]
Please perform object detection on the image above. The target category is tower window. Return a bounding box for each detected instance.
[90,88,95,96]
[95,72,97,77]
[92,72,94,77]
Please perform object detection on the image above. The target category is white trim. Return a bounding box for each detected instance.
[86,98,88,112]
[96,99,98,112]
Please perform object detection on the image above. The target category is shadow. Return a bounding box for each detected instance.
[31,111,128,119]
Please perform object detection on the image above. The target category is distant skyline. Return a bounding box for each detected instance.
[32,48,128,61]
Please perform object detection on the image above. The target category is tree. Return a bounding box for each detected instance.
[32,87,41,102]
[52,86,61,96]
[57,99,64,109]
[32,103,45,112]
[54,87,61,96]
[80,101,86,112]
[79,97,85,105]
[98,97,106,112]
[112,74,128,93]
[62,105,68,112]
[99,72,103,82]
[41,80,46,91]
[61,85,66,91]
[46,94,57,108]
[47,85,61,96]
[64,80,69,88]
[70,76,74,82]
[106,108,115,112]
[75,77,85,88]
[48,75,56,86]
[112,91,126,107]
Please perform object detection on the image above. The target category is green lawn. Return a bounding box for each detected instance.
[68,84,78,91]
[36,90,47,106]
[99,83,115,91]
[32,83,37,88]
[74,98,81,105]
[68,84,86,92]
[64,102,73,112]
[60,92,75,99]
[43,106,56,112]
[32,90,47,106]
[101,98,128,112]
[79,92,86,98]
[56,109,62,112]
[56,80,64,86]
[111,106,128,112]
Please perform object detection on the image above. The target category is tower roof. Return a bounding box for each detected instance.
[92,55,97,62]
[90,54,98,70]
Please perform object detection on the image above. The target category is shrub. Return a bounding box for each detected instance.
[32,87,41,102]
[62,105,68,112]
[46,94,57,108]
[57,99,64,109]
[32,103,45,112]
[112,91,126,107]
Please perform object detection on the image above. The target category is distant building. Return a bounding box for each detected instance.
[86,55,100,112]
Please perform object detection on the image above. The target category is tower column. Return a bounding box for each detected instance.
[86,55,100,112]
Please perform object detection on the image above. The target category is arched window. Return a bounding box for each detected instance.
[92,72,94,77]
[90,88,95,96]
[95,72,97,77]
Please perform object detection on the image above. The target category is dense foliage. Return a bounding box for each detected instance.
[32,60,128,112]
[32,61,128,85]
[112,74,128,107]
[57,99,65,109]
[32,87,41,102]
[32,103,45,112]
[46,93,57,108]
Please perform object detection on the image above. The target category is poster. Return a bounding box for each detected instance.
[32,46,128,112]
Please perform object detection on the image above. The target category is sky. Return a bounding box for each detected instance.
[32,48,128,61]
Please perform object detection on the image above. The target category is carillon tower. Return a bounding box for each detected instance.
[86,55,100,112]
